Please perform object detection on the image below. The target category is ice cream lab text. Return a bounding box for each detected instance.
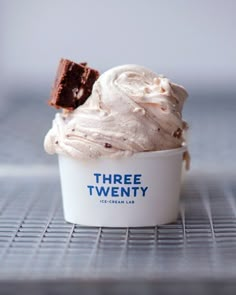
[87,173,148,198]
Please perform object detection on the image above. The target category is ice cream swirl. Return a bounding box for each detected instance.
[44,65,188,159]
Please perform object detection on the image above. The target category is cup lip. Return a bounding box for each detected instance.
[58,146,187,162]
[130,146,187,158]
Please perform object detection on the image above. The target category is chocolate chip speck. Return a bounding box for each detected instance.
[72,128,75,132]
[55,141,58,144]
[158,128,160,131]
[104,143,112,148]
[173,128,182,139]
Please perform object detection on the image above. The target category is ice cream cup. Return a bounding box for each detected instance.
[58,146,186,227]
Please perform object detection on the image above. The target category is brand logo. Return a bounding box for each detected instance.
[87,173,148,199]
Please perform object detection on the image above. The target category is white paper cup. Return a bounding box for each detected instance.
[58,147,186,227]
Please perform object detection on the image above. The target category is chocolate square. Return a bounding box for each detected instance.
[48,58,99,110]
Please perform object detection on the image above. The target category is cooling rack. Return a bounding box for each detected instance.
[0,95,236,294]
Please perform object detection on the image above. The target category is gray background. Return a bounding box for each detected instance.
[1,0,236,93]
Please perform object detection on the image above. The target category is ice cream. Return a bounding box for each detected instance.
[44,64,188,160]
[44,60,189,226]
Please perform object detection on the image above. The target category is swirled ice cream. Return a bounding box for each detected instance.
[44,64,188,159]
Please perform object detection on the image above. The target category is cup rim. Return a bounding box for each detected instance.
[59,146,187,161]
[130,146,186,158]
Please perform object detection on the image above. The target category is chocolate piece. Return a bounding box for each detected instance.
[173,128,182,139]
[48,58,99,110]
[104,143,112,148]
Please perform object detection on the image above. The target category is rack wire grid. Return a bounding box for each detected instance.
[0,175,236,293]
[0,95,236,294]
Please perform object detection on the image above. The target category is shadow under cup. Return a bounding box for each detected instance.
[58,147,186,227]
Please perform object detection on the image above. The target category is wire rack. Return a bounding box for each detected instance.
[1,174,236,283]
[0,96,236,294]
